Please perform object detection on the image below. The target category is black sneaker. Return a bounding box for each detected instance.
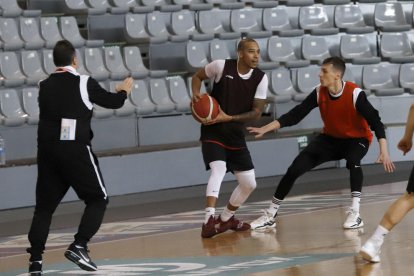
[64,243,98,271]
[29,260,42,275]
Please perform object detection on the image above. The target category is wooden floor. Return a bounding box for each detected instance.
[1,181,413,275]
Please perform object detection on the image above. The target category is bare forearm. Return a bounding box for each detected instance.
[231,109,261,122]
[403,104,414,140]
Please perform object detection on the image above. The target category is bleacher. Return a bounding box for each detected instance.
[1,0,414,210]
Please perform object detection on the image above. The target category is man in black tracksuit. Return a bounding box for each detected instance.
[26,40,133,275]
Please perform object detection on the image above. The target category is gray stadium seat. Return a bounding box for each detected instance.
[230,7,270,37]
[122,46,149,79]
[0,89,28,126]
[317,0,351,4]
[149,78,176,113]
[109,80,136,116]
[170,9,200,41]
[104,46,130,80]
[294,65,320,95]
[0,0,23,17]
[209,39,231,61]
[0,18,24,50]
[374,2,411,32]
[301,35,331,65]
[19,16,45,50]
[185,40,209,72]
[197,6,241,39]
[41,49,55,74]
[40,17,64,49]
[334,4,375,34]
[130,79,156,116]
[267,36,310,68]
[340,33,381,64]
[124,12,151,44]
[399,63,414,93]
[269,68,297,103]
[262,6,304,37]
[146,10,171,42]
[84,47,110,81]
[75,49,90,75]
[362,63,405,96]
[21,50,48,85]
[0,52,26,87]
[111,0,138,9]
[22,87,40,125]
[60,16,103,48]
[299,5,339,35]
[167,76,191,112]
[281,0,315,6]
[380,32,414,64]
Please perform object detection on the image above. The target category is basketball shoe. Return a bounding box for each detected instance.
[360,238,382,263]
[343,207,364,229]
[218,215,251,233]
[250,210,277,230]
[201,215,222,238]
[28,260,42,275]
[64,243,98,271]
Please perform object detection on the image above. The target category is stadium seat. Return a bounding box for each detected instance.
[60,16,103,48]
[124,12,151,44]
[84,47,110,81]
[267,36,310,68]
[362,63,405,96]
[340,33,381,64]
[167,76,191,113]
[22,87,40,125]
[299,5,339,35]
[40,17,64,49]
[334,4,375,34]
[0,52,26,87]
[0,89,28,126]
[130,79,156,116]
[122,46,149,79]
[269,68,297,103]
[185,40,209,72]
[209,39,232,61]
[294,65,320,95]
[197,5,241,39]
[262,6,305,37]
[374,2,411,32]
[0,18,24,50]
[41,49,55,75]
[399,63,414,93]
[21,50,48,85]
[104,46,130,80]
[281,0,315,6]
[111,0,139,9]
[146,10,171,42]
[316,0,351,4]
[380,32,414,63]
[19,16,45,50]
[230,7,270,37]
[74,48,90,75]
[170,9,202,41]
[301,35,331,65]
[149,78,176,113]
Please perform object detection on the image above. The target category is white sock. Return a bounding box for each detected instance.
[204,207,215,224]
[351,192,361,212]
[266,197,282,217]
[371,225,389,242]
[220,207,235,222]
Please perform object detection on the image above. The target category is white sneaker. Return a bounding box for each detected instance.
[343,207,364,229]
[250,210,276,230]
[360,238,382,263]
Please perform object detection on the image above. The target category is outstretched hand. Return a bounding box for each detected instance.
[376,153,395,173]
[246,126,267,139]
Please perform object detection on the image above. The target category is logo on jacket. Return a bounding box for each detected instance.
[225,75,234,79]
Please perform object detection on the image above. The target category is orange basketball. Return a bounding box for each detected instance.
[191,94,220,123]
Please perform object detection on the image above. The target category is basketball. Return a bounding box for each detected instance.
[191,94,220,123]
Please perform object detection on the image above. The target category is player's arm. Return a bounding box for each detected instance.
[398,104,414,155]
[356,91,394,172]
[247,89,318,138]
[191,68,208,102]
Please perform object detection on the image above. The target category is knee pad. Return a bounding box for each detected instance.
[235,169,257,191]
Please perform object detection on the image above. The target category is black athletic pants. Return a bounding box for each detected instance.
[274,134,370,200]
[27,142,108,260]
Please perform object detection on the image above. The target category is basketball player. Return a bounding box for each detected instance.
[247,57,395,230]
[360,104,414,263]
[26,40,133,275]
[191,38,268,238]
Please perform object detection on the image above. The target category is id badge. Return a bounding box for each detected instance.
[60,118,76,140]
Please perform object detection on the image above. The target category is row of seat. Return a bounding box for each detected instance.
[0,74,204,126]
[0,45,166,87]
[88,2,414,44]
[265,62,414,103]
[0,15,103,51]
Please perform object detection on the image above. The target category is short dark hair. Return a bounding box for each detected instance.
[237,38,258,51]
[53,40,75,67]
[322,57,346,77]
